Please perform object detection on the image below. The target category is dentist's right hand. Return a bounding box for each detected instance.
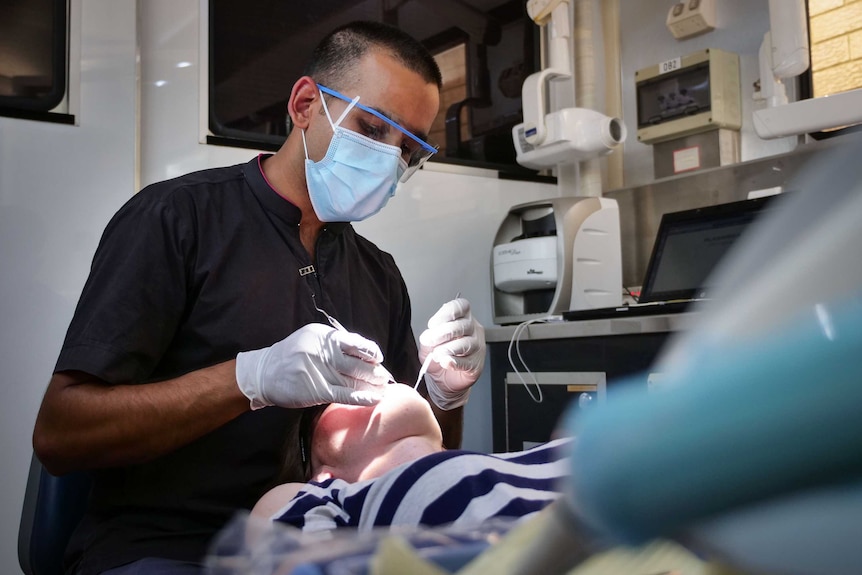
[235,323,390,410]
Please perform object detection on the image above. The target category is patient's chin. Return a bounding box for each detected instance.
[374,384,436,421]
[380,383,423,401]
[325,383,423,415]
[314,383,442,479]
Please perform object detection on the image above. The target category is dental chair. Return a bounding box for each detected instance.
[558,302,862,574]
[18,453,91,575]
[552,136,862,574]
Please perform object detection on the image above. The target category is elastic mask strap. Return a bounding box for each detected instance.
[302,90,362,159]
[319,90,360,129]
[301,129,309,159]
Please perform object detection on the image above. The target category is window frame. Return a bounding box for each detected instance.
[202,0,544,179]
[0,0,72,123]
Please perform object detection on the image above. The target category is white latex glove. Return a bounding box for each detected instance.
[418,298,486,410]
[236,323,391,410]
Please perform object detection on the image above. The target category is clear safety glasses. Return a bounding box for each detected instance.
[317,84,438,182]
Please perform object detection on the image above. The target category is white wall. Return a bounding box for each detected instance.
[0,1,139,572]
[618,0,798,186]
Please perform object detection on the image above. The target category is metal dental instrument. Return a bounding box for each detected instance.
[414,350,436,390]
[414,292,461,389]
[312,294,397,384]
[312,294,349,333]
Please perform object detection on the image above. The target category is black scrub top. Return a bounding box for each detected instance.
[55,155,421,574]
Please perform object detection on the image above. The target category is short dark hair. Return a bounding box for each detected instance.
[305,21,442,92]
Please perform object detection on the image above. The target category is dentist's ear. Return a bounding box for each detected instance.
[287,76,319,130]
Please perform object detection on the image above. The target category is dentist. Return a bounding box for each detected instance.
[33,21,485,575]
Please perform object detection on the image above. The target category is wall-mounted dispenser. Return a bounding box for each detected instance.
[492,196,622,325]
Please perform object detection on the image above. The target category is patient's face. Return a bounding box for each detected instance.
[310,383,443,483]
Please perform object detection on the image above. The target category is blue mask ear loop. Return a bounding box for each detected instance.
[300,91,361,159]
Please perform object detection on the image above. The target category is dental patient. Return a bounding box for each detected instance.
[251,384,568,533]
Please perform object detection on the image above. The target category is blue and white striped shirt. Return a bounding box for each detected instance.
[272,438,570,533]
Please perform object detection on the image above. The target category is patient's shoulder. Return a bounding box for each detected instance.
[251,482,306,520]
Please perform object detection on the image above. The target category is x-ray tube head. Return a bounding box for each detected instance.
[513,107,626,170]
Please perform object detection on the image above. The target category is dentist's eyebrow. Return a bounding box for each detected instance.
[318,83,431,144]
[361,103,430,144]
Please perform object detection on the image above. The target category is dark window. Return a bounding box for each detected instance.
[0,0,69,119]
[208,0,539,175]
[636,62,710,129]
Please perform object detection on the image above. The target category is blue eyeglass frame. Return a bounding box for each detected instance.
[316,83,438,161]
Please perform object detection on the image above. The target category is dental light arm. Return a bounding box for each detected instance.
[514,0,625,167]
[766,0,809,80]
[754,0,809,110]
[521,0,571,146]
[753,0,862,138]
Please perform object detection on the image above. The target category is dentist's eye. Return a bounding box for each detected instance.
[358,119,388,141]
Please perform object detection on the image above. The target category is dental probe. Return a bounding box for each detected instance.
[414,292,461,389]
[312,294,398,384]
[414,352,435,390]
[312,297,348,333]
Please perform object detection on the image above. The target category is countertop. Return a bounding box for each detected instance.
[485,312,701,343]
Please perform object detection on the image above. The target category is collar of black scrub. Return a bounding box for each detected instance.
[243,154,350,235]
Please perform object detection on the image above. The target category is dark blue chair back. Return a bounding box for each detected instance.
[18,453,91,575]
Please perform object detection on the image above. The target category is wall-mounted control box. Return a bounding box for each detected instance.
[635,48,741,145]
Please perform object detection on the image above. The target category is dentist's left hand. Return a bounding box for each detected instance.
[418,298,486,410]
[235,323,390,410]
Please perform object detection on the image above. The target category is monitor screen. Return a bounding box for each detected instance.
[639,197,776,303]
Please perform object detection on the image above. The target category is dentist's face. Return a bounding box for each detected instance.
[304,50,439,166]
[310,383,443,483]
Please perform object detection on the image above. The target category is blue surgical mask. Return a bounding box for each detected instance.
[302,91,406,222]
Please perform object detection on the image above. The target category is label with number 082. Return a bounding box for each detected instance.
[659,57,682,74]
